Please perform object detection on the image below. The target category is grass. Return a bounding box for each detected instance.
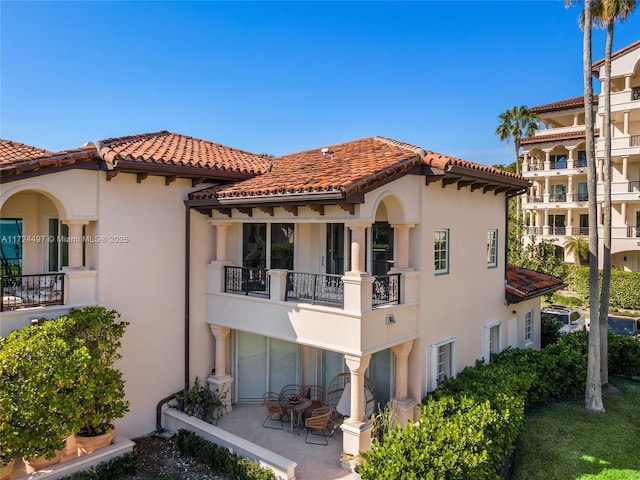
[512,379,640,480]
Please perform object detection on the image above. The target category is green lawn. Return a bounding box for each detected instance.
[513,379,640,480]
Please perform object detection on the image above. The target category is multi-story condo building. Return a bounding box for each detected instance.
[521,40,640,272]
[1,132,562,479]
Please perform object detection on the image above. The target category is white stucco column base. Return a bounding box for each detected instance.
[341,418,373,460]
[207,375,234,414]
[390,397,417,426]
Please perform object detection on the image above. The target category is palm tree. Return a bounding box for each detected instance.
[563,235,589,266]
[496,106,539,220]
[591,0,636,388]
[572,0,605,414]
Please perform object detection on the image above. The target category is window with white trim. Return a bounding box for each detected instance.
[483,321,502,362]
[434,229,449,274]
[427,338,457,392]
[524,310,533,344]
[486,229,498,268]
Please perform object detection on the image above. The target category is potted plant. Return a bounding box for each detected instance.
[171,377,224,424]
[63,307,129,453]
[0,319,89,472]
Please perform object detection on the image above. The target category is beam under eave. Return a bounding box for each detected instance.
[308,204,325,216]
[213,208,232,217]
[471,182,488,192]
[483,184,499,193]
[237,207,253,217]
[106,171,118,181]
[339,203,355,215]
[136,172,149,184]
[493,186,509,195]
[192,178,204,187]
[457,180,475,190]
[281,205,298,216]
[165,175,177,186]
[257,206,274,216]
[442,177,459,187]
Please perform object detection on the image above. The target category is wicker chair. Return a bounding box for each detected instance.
[325,372,376,418]
[303,384,325,416]
[263,391,288,429]
[304,406,334,445]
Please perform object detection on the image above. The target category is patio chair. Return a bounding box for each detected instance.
[304,406,334,445]
[263,391,288,430]
[325,372,376,419]
[279,384,304,404]
[303,385,325,417]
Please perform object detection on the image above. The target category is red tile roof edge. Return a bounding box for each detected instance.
[521,128,600,145]
[0,139,55,165]
[592,39,640,69]
[505,265,566,304]
[530,94,599,114]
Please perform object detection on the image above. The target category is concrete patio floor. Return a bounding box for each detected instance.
[216,404,360,480]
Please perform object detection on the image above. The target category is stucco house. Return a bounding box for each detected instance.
[1,131,563,468]
[521,39,640,271]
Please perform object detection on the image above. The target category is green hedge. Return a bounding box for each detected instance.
[175,429,275,480]
[60,452,137,479]
[361,331,639,480]
[569,267,640,309]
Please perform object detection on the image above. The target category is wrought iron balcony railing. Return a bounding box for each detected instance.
[1,273,65,312]
[372,273,400,307]
[224,266,270,297]
[286,271,344,307]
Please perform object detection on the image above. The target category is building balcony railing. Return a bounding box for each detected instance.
[629,226,640,238]
[549,227,566,236]
[579,227,589,235]
[631,135,640,147]
[633,86,640,101]
[286,271,344,308]
[549,194,567,203]
[222,266,401,310]
[629,181,640,193]
[1,273,65,312]
[224,266,270,297]
[527,195,543,203]
[372,273,401,307]
[525,226,542,235]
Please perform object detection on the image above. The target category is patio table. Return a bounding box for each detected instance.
[280,396,312,434]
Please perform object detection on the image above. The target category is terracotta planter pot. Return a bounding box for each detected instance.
[0,458,15,480]
[23,450,63,474]
[75,427,114,455]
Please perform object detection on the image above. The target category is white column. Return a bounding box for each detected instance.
[567,209,573,236]
[211,222,231,262]
[341,354,373,459]
[544,177,550,203]
[522,153,529,173]
[62,221,88,270]
[346,222,369,274]
[543,210,549,235]
[573,113,579,126]
[208,325,233,413]
[567,148,575,169]
[597,203,603,226]
[390,224,414,271]
[623,111,630,136]
[544,150,551,171]
[622,156,628,181]
[625,75,632,90]
[391,341,416,426]
[598,159,604,183]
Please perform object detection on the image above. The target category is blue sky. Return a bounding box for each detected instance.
[1,1,639,166]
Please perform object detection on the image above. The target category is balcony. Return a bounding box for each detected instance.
[549,194,567,203]
[222,266,400,309]
[209,262,419,355]
[631,136,640,147]
[630,181,640,193]
[1,273,65,311]
[549,226,566,236]
[525,226,542,235]
[526,195,543,203]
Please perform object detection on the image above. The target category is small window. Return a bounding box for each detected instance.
[484,321,502,362]
[428,338,457,391]
[434,229,449,274]
[524,311,533,343]
[486,229,498,268]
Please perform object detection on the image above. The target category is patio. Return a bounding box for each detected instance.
[216,403,359,480]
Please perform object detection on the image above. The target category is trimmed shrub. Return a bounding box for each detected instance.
[608,333,640,377]
[569,267,640,309]
[175,429,275,480]
[59,452,137,479]
[540,315,563,347]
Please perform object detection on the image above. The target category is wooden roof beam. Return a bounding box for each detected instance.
[483,184,499,193]
[457,179,475,190]
[442,177,459,187]
[339,203,355,215]
[282,205,298,216]
[213,208,232,217]
[308,204,325,216]
[237,207,253,217]
[136,172,149,184]
[471,182,488,192]
[257,206,274,216]
[165,175,177,186]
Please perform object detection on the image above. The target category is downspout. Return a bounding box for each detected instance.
[184,202,191,389]
[155,201,191,432]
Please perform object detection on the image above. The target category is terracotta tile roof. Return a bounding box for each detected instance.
[592,39,640,69]
[0,139,54,165]
[530,94,599,114]
[521,128,600,145]
[190,136,426,200]
[190,136,528,202]
[97,131,272,175]
[1,142,97,178]
[505,266,565,304]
